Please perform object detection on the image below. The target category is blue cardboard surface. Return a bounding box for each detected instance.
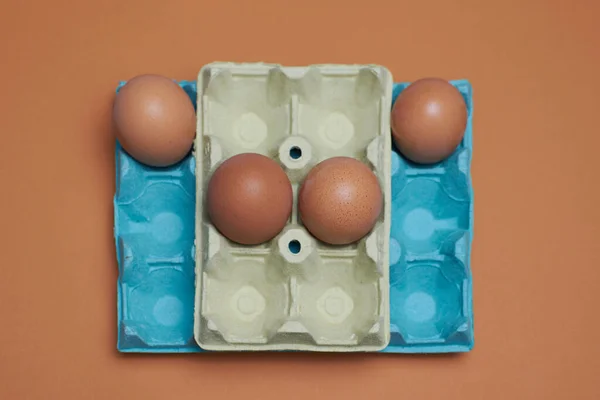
[114,80,474,353]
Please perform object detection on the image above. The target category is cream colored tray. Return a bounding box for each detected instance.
[193,62,393,351]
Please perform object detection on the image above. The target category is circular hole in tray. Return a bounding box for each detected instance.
[289,146,302,160]
[288,240,301,254]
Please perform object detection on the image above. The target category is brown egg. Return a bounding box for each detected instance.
[299,157,382,245]
[113,74,196,167]
[207,153,293,245]
[391,78,467,164]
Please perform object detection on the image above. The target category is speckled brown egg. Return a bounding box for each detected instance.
[207,153,293,245]
[113,74,196,167]
[391,78,467,164]
[298,157,382,245]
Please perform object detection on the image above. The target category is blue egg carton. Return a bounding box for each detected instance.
[114,79,474,353]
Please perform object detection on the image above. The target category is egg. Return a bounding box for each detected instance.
[207,153,293,245]
[113,74,196,167]
[391,78,467,164]
[298,157,382,245]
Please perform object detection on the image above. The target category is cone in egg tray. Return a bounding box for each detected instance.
[113,74,196,167]
[391,78,467,164]
[206,153,293,246]
[298,156,383,245]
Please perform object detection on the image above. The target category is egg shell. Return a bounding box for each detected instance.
[298,156,383,245]
[206,153,293,245]
[113,74,196,167]
[391,77,467,164]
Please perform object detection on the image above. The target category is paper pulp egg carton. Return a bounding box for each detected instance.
[114,81,198,352]
[384,81,474,353]
[194,62,393,351]
[113,75,474,355]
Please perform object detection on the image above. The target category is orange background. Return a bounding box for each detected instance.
[1,0,599,399]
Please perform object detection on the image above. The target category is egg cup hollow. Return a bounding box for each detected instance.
[194,62,393,351]
[389,232,471,346]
